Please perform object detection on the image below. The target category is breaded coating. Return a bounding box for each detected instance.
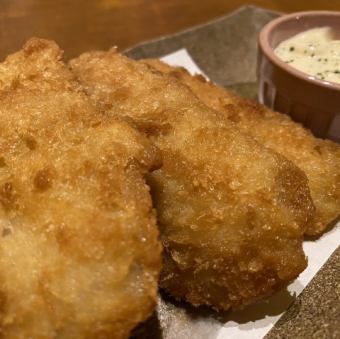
[143,59,340,235]
[70,50,315,310]
[0,39,162,339]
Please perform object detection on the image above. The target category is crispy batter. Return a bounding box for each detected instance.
[70,50,314,310]
[144,59,340,235]
[0,39,162,339]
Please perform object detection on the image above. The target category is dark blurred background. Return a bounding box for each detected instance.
[0,0,339,59]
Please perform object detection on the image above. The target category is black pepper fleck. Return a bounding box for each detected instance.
[289,46,295,52]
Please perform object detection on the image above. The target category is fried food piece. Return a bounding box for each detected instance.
[70,50,314,310]
[0,38,162,339]
[143,59,340,235]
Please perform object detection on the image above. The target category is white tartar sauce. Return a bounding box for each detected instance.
[274,27,340,83]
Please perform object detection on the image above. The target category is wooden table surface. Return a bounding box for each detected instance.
[0,0,339,60]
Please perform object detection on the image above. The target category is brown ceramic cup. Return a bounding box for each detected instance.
[257,11,340,142]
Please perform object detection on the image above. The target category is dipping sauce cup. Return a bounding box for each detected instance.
[258,11,340,142]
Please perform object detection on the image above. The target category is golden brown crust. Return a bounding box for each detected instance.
[70,50,314,310]
[0,38,162,339]
[144,58,340,235]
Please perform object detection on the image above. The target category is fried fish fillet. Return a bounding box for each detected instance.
[143,59,340,235]
[70,50,314,310]
[0,38,162,338]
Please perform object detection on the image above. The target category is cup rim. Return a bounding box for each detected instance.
[259,10,340,91]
